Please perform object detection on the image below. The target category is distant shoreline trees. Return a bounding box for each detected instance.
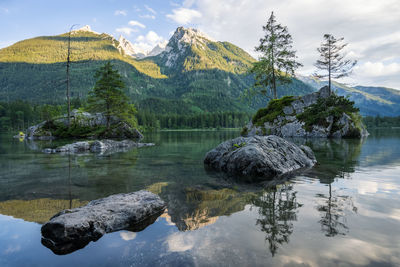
[250,11,302,100]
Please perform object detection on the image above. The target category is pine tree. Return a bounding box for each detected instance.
[314,34,357,95]
[87,62,136,130]
[251,11,302,99]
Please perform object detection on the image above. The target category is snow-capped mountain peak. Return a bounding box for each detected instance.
[148,40,168,57]
[117,35,137,57]
[73,25,99,34]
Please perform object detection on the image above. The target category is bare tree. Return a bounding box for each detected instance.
[314,34,357,95]
[66,24,78,127]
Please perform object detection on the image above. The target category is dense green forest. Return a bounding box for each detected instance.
[363,116,400,129]
[0,100,251,132]
[1,100,398,133]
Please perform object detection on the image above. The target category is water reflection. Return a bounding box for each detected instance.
[316,183,357,237]
[250,184,302,256]
[1,130,400,265]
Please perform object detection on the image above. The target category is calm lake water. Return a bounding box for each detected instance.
[0,130,399,266]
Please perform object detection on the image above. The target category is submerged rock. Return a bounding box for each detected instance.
[246,86,369,138]
[41,190,166,255]
[43,139,154,154]
[204,135,316,179]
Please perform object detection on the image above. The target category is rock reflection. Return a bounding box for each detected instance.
[250,183,302,256]
[162,185,254,231]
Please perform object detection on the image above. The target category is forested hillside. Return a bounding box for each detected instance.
[0,27,314,116]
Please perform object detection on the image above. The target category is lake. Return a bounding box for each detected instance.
[0,129,399,266]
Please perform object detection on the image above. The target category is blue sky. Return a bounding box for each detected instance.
[1,0,400,88]
[0,0,181,48]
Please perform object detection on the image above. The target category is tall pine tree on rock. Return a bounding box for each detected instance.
[314,34,357,95]
[251,11,302,100]
[87,62,136,130]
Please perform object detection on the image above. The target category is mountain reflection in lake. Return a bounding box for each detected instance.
[0,130,399,266]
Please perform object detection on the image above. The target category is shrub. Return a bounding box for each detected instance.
[297,94,359,132]
[252,96,297,126]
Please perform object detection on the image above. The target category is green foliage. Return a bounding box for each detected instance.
[240,126,249,136]
[233,142,246,150]
[297,94,359,131]
[44,120,107,138]
[87,62,137,129]
[252,96,297,126]
[251,12,302,99]
[137,110,251,130]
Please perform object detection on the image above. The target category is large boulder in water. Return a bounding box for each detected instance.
[204,135,316,179]
[41,190,166,255]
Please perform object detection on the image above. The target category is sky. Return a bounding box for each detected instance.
[1,0,399,89]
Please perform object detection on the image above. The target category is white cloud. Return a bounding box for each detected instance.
[139,14,156,19]
[134,31,165,53]
[116,27,137,36]
[144,5,157,15]
[356,62,400,78]
[349,61,400,88]
[166,232,194,252]
[166,8,202,24]
[128,20,146,29]
[120,231,137,241]
[114,10,127,16]
[183,0,400,88]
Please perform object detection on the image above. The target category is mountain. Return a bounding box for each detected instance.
[0,26,313,114]
[299,76,400,116]
[117,35,138,58]
[153,27,254,74]
[148,41,168,57]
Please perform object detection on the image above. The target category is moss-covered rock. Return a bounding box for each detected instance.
[246,86,368,138]
[27,109,143,140]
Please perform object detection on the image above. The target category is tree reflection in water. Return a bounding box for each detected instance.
[316,183,357,237]
[250,183,302,256]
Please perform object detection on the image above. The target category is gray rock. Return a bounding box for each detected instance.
[204,135,316,179]
[44,140,154,154]
[280,121,306,137]
[41,190,166,255]
[247,86,369,139]
[291,99,305,114]
[283,105,294,115]
[318,85,330,98]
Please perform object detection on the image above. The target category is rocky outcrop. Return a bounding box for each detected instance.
[43,139,154,154]
[26,109,143,140]
[204,135,316,179]
[41,190,166,255]
[246,86,369,138]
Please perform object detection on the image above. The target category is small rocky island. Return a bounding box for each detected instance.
[27,109,143,140]
[204,135,316,179]
[243,86,369,138]
[41,190,165,255]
